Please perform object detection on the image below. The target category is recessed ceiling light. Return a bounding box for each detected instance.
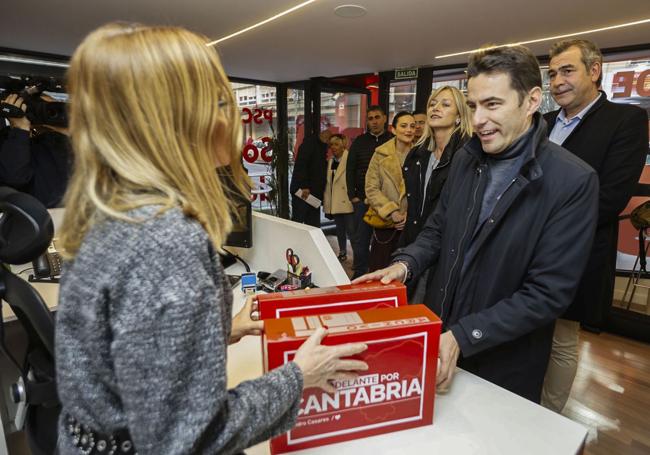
[334,4,367,18]
[435,17,650,59]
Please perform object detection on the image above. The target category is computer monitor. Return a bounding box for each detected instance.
[225,198,252,248]
[218,165,253,249]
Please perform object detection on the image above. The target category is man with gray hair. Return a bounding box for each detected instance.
[542,39,648,413]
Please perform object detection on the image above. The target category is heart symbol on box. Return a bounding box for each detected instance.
[333,414,341,421]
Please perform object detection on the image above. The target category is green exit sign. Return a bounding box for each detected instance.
[394,67,418,80]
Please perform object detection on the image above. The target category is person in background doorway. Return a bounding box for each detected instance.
[56,23,367,455]
[399,86,472,301]
[290,128,331,227]
[412,109,427,142]
[365,111,415,272]
[346,106,393,278]
[324,133,354,262]
[541,38,648,413]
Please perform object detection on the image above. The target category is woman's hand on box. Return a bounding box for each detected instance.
[293,328,369,393]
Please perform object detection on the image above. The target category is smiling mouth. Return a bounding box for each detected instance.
[479,130,497,139]
[554,89,571,96]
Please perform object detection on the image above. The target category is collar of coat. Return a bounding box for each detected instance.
[464,111,549,183]
[409,130,470,166]
[545,90,608,126]
[374,137,407,191]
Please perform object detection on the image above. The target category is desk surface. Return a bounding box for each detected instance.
[1,269,59,322]
[227,288,587,455]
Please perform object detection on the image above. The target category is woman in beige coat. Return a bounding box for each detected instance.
[324,133,354,261]
[365,111,415,271]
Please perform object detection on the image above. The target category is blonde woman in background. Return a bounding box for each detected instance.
[400,86,472,301]
[324,133,354,262]
[401,86,473,247]
[364,111,415,271]
[55,23,367,454]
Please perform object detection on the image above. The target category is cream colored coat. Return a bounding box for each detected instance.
[364,138,407,219]
[324,149,353,215]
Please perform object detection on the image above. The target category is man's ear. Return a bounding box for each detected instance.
[526,86,543,116]
[590,61,602,85]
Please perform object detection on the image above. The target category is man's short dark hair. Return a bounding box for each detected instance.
[412,109,426,116]
[467,45,542,104]
[549,39,603,87]
[367,105,386,116]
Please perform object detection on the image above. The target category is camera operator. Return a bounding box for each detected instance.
[0,92,72,208]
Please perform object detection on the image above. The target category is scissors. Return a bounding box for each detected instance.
[286,248,302,274]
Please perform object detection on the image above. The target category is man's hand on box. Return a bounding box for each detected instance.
[293,327,369,393]
[2,94,31,131]
[351,262,406,285]
[436,331,460,392]
[229,295,263,344]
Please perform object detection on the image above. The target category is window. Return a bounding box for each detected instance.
[231,82,277,212]
[389,80,417,122]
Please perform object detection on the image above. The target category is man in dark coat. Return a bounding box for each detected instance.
[541,39,648,413]
[346,106,393,278]
[354,45,599,403]
[290,129,332,227]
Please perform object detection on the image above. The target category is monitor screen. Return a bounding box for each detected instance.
[218,165,253,249]
[225,198,252,248]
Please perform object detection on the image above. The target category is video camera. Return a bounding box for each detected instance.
[0,75,68,127]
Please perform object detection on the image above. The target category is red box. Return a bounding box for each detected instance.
[263,305,441,454]
[256,281,407,320]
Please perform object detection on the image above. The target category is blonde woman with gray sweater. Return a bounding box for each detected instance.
[55,23,367,455]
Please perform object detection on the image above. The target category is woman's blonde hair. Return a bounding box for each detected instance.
[415,85,473,150]
[60,23,250,257]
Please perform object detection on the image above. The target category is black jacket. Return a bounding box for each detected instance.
[400,131,470,247]
[544,93,648,326]
[290,133,328,199]
[0,127,71,208]
[346,130,393,200]
[393,114,598,400]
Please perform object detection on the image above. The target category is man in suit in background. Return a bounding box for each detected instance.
[541,38,649,413]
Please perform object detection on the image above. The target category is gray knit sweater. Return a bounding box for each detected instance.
[55,206,303,454]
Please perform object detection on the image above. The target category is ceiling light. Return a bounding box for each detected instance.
[207,0,319,46]
[0,55,69,68]
[334,5,367,18]
[435,18,650,59]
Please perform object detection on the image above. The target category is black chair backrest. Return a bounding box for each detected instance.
[0,186,55,355]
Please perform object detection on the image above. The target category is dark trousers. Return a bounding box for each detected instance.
[351,201,372,278]
[333,213,355,255]
[291,195,321,228]
[369,228,401,272]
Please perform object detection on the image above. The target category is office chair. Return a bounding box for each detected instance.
[0,187,60,454]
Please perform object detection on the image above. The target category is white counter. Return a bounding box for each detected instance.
[227,286,587,455]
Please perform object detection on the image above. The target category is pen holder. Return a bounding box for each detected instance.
[287,270,312,289]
